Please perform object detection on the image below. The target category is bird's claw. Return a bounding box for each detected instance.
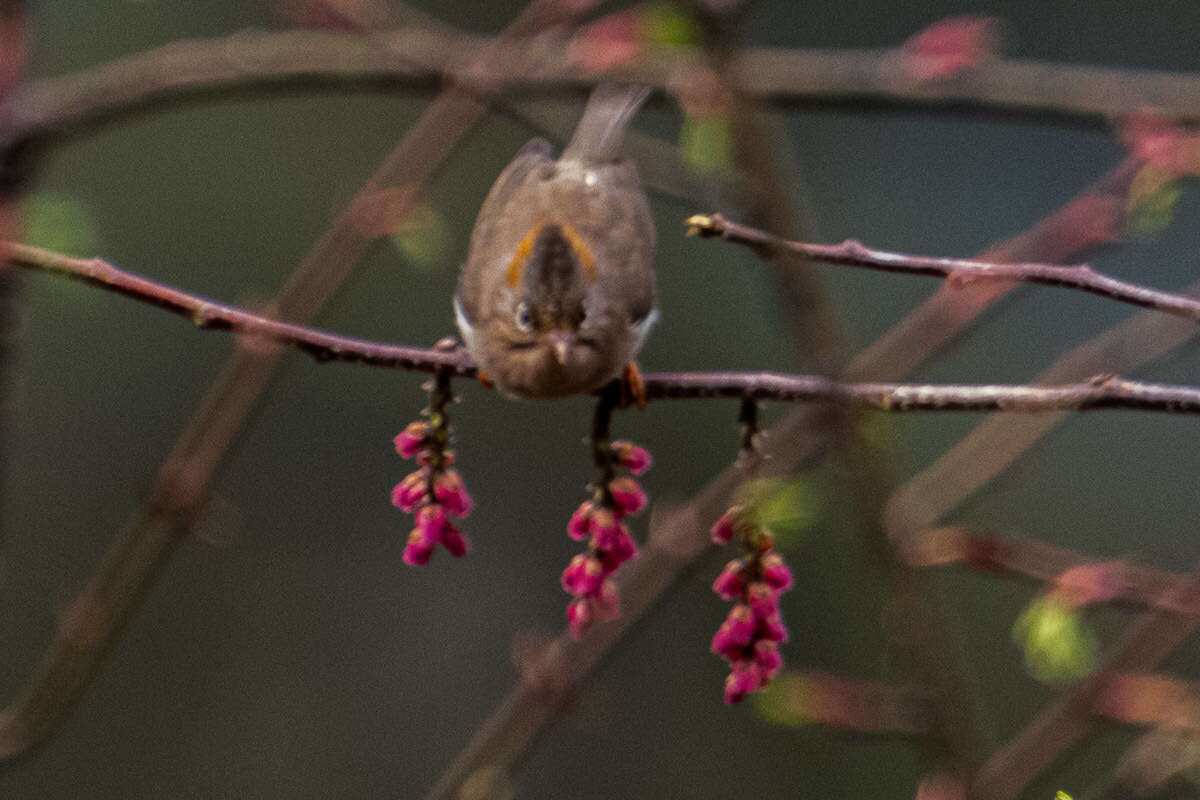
[620,362,647,410]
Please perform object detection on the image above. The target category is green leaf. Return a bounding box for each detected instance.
[641,2,701,48]
[737,476,818,546]
[1012,594,1097,684]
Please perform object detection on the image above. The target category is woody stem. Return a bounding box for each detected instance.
[590,381,621,506]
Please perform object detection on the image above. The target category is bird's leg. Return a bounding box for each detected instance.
[476,370,494,390]
[620,361,646,409]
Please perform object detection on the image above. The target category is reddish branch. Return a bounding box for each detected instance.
[6,27,1200,154]
[759,668,1200,734]
[0,0,595,761]
[687,213,1200,323]
[908,527,1200,617]
[9,240,1200,414]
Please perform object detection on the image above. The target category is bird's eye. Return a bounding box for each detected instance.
[515,301,533,332]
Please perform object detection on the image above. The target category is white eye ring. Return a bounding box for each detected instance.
[515,301,533,332]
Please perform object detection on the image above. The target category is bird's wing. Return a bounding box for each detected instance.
[457,138,554,324]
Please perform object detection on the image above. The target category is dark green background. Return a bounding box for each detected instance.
[3,2,1200,797]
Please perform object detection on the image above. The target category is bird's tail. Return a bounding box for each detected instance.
[563,84,651,163]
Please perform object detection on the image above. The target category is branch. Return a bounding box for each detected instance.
[10,241,1200,415]
[972,564,1200,800]
[425,152,1155,797]
[1095,673,1200,731]
[758,670,933,735]
[687,212,1200,323]
[0,0,591,761]
[7,27,1200,155]
[907,527,1200,618]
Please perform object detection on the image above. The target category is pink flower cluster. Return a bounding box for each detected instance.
[710,505,794,704]
[900,16,1001,82]
[391,420,474,566]
[560,440,651,639]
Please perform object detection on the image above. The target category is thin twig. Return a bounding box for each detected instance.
[972,564,1200,800]
[9,241,1200,415]
[688,212,1200,323]
[881,270,1200,797]
[425,151,1153,799]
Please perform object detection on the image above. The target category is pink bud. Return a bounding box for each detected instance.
[416,504,447,541]
[594,579,621,621]
[762,553,794,592]
[597,524,638,572]
[611,440,652,474]
[434,470,474,518]
[567,501,595,541]
[723,660,762,704]
[575,557,606,597]
[566,598,594,639]
[589,509,623,547]
[746,582,779,619]
[560,554,589,595]
[440,522,470,558]
[402,530,434,566]
[901,16,1000,82]
[759,612,789,643]
[390,470,427,512]
[608,477,647,516]
[568,10,643,72]
[712,560,746,601]
[711,505,744,544]
[753,640,783,682]
[711,605,755,660]
[393,421,430,459]
[591,515,623,550]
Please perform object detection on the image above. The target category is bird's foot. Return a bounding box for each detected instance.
[620,362,646,410]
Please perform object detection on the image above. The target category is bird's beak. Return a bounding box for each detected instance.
[547,330,572,365]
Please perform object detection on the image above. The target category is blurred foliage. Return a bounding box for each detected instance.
[738,475,819,548]
[389,203,451,270]
[641,1,701,49]
[1125,164,1182,238]
[1011,594,1097,685]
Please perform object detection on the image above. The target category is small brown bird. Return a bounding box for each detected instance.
[454,85,657,399]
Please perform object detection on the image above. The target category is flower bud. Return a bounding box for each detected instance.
[611,440,652,474]
[608,477,647,516]
[393,421,430,459]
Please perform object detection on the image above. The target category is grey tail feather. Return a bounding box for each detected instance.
[562,84,651,163]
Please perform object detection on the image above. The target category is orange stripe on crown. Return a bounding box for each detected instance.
[557,221,597,284]
[505,221,597,287]
[505,225,541,288]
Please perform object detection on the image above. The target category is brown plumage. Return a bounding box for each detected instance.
[454,85,657,398]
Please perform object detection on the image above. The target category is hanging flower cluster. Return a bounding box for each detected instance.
[560,440,652,639]
[710,504,794,704]
[390,374,473,566]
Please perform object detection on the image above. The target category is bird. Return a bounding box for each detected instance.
[454,84,657,402]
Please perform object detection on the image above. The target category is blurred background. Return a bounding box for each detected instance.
[3,1,1200,797]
